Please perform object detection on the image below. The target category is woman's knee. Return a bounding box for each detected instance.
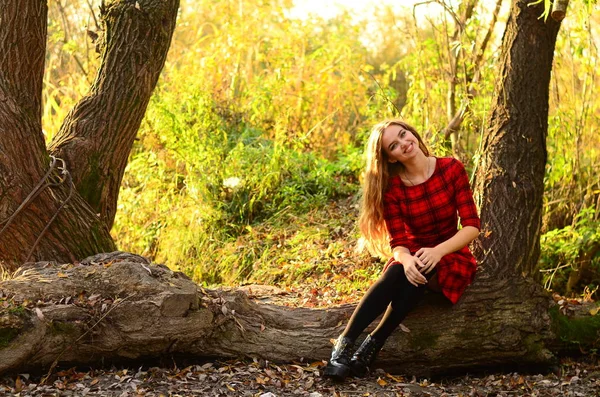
[368,264,407,295]
[381,263,407,282]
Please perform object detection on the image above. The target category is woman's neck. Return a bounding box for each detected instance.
[403,153,430,178]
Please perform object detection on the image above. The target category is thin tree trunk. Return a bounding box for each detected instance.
[49,0,180,229]
[445,0,477,130]
[442,0,504,153]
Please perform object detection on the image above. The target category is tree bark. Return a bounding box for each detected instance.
[0,253,566,377]
[0,0,179,268]
[0,0,48,182]
[473,0,562,280]
[0,1,115,267]
[49,0,180,229]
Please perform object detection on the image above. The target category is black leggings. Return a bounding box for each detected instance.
[341,264,437,341]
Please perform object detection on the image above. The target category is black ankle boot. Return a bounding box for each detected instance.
[350,334,384,377]
[323,336,355,381]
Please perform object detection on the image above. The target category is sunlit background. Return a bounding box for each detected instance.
[289,0,423,19]
[43,0,600,301]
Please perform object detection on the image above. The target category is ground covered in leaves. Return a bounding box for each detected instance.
[1,356,598,396]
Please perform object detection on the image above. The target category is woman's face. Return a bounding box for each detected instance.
[381,124,421,164]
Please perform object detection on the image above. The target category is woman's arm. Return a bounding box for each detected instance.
[436,225,479,256]
[384,185,428,286]
[415,226,479,273]
[417,160,480,273]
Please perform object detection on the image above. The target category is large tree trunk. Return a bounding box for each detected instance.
[0,1,115,267]
[473,0,561,280]
[0,0,179,268]
[0,253,557,377]
[0,253,594,377]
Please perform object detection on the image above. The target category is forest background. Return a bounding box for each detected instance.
[43,0,600,304]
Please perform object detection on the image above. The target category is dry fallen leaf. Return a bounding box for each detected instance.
[35,307,45,322]
[255,376,267,384]
[399,323,410,333]
[88,294,101,302]
[385,373,404,382]
[15,377,23,392]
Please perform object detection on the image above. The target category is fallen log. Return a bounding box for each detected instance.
[0,252,597,377]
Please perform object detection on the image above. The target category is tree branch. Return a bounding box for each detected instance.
[48,0,180,229]
[442,0,504,141]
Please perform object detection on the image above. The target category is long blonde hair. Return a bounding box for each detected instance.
[358,119,429,258]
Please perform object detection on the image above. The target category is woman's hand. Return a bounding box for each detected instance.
[400,256,427,287]
[415,246,445,274]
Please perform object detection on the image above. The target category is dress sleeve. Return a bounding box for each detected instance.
[383,184,410,249]
[453,160,480,230]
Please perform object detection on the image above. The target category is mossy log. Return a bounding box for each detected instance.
[1,252,598,377]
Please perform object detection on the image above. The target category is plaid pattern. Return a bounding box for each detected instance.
[382,157,480,304]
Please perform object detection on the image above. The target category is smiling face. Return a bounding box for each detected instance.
[381,124,422,164]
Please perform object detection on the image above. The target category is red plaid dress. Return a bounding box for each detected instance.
[383,157,480,304]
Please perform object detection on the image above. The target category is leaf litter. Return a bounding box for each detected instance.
[1,356,598,396]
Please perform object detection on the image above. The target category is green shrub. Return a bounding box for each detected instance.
[540,206,600,295]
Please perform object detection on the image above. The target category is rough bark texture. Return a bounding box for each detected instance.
[0,253,565,377]
[473,0,561,280]
[0,0,49,191]
[0,0,179,268]
[49,0,180,229]
[0,1,115,267]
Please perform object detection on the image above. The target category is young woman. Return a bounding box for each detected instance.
[324,119,480,381]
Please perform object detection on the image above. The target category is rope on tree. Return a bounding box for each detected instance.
[0,156,74,262]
